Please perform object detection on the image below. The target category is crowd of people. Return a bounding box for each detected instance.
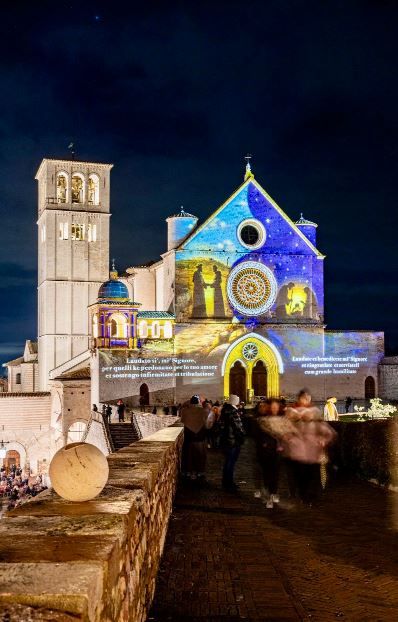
[180,388,337,508]
[0,465,47,512]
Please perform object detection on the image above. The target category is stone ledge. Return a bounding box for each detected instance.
[0,425,183,621]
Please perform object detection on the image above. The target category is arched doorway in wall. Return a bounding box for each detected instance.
[365,376,376,400]
[252,360,267,398]
[222,333,283,400]
[229,361,246,399]
[4,450,20,472]
[140,383,150,406]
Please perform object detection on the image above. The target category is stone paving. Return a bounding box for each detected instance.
[149,439,398,622]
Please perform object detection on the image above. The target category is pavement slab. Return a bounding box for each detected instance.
[150,439,398,621]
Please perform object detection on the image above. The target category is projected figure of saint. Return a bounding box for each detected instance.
[211,265,226,318]
[303,287,319,319]
[192,264,207,318]
[275,282,295,318]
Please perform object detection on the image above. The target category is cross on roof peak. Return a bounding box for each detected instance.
[244,153,254,180]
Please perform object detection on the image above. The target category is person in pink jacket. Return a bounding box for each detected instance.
[282,389,337,504]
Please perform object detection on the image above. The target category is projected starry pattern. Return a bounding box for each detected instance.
[227,261,277,316]
[242,342,259,360]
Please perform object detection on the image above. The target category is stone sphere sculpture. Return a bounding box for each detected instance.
[49,442,109,502]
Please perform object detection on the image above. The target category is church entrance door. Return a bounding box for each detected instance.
[139,383,150,406]
[229,361,246,400]
[5,450,20,472]
[365,376,376,400]
[252,360,267,398]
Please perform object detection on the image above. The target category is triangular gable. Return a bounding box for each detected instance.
[179,176,324,258]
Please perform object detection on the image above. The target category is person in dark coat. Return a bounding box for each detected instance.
[253,399,282,508]
[219,395,245,492]
[117,400,125,422]
[180,396,214,480]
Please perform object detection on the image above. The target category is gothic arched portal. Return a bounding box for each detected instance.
[252,360,267,397]
[222,333,283,400]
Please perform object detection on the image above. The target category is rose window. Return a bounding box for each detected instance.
[242,342,259,361]
[227,261,277,316]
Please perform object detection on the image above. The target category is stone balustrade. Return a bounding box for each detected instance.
[0,424,183,621]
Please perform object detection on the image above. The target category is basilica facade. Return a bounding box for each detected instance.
[91,161,384,407]
[0,157,386,471]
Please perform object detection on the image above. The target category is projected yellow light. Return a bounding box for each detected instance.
[286,286,307,315]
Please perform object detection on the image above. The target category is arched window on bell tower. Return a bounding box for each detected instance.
[71,173,84,203]
[88,174,99,205]
[56,172,68,203]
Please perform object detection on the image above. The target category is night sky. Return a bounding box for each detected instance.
[1,0,397,366]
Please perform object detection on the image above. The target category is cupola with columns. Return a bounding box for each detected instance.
[89,263,141,349]
[89,263,175,349]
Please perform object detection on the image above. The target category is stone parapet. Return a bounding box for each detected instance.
[0,424,183,621]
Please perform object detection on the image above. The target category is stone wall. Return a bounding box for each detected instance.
[378,357,398,401]
[331,419,398,488]
[84,411,112,455]
[0,425,183,621]
[134,413,179,439]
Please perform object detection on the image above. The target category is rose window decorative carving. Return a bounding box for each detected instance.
[242,342,259,361]
[227,261,277,316]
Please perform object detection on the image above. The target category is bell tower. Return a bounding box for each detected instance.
[36,158,113,390]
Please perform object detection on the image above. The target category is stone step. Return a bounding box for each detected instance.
[108,422,140,450]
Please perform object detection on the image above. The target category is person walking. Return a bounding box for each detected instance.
[106,404,112,424]
[219,395,245,492]
[180,396,214,480]
[117,399,125,422]
[283,389,337,504]
[253,399,282,508]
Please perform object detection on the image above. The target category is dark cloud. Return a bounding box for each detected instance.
[1,0,398,363]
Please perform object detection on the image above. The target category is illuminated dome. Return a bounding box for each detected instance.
[98,276,129,299]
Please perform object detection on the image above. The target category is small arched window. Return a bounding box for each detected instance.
[71,173,84,203]
[163,321,172,338]
[109,313,128,338]
[56,172,68,203]
[139,321,148,338]
[88,174,99,205]
[152,321,160,338]
[15,373,21,384]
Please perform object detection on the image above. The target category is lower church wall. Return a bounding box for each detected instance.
[95,324,384,405]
